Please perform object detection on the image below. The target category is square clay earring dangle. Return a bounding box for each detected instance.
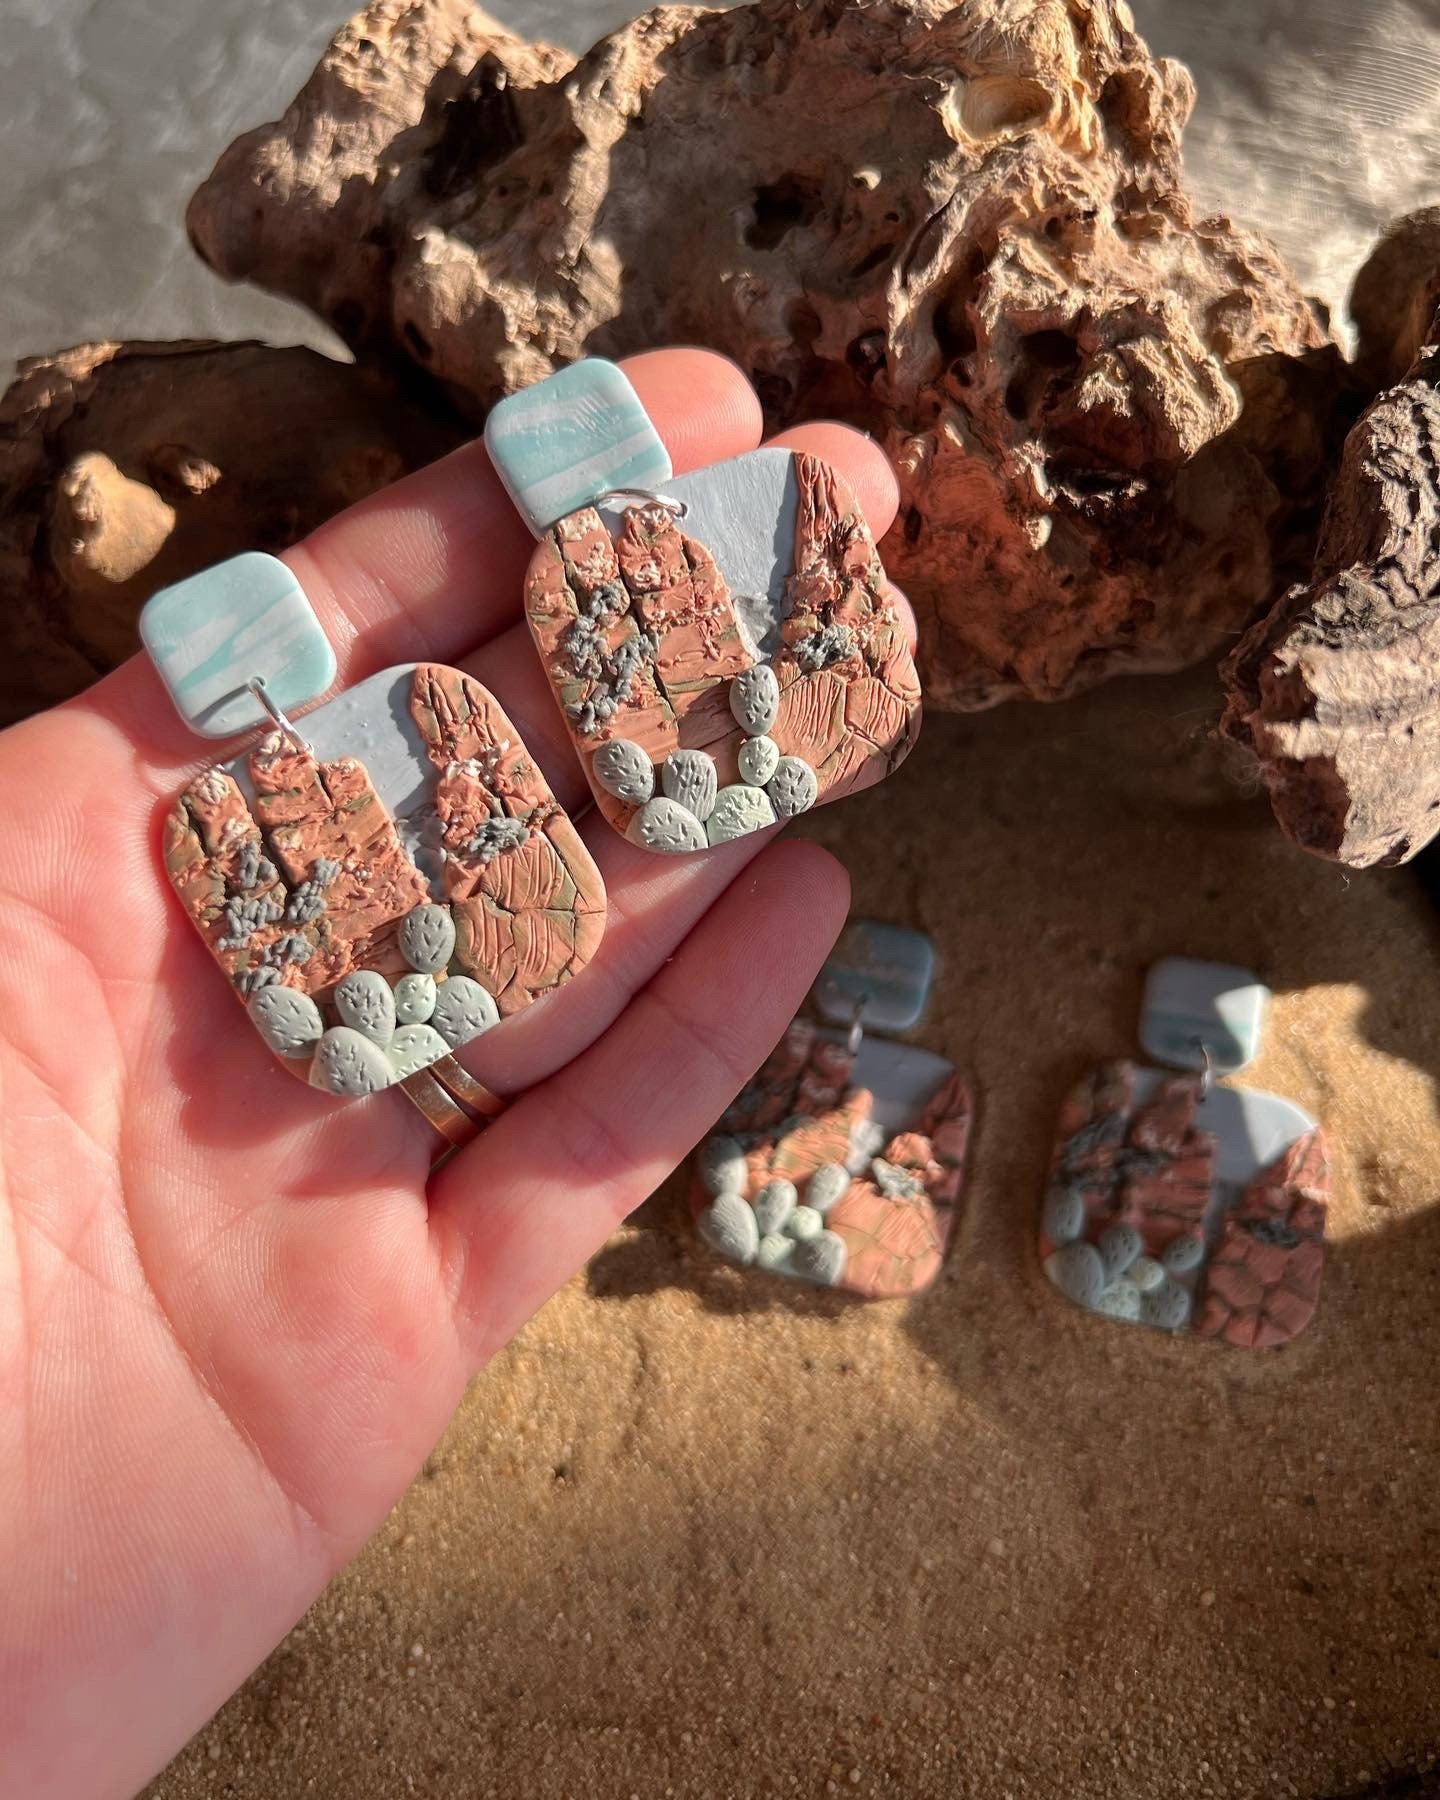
[486,358,923,855]
[689,920,973,1298]
[142,552,606,1111]
[1040,958,1330,1348]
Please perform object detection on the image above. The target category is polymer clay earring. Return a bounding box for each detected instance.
[690,921,972,1298]
[143,555,606,1118]
[485,359,922,855]
[1040,958,1330,1348]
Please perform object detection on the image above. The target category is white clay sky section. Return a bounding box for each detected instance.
[840,1036,956,1168]
[223,663,446,894]
[1131,1067,1317,1294]
[597,447,800,661]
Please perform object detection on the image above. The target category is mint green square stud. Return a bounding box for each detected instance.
[813,920,937,1034]
[485,357,673,535]
[140,552,337,739]
[1140,957,1270,1076]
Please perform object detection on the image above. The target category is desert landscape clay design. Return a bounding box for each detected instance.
[691,1019,973,1299]
[524,450,922,855]
[1040,1061,1329,1348]
[163,661,605,1098]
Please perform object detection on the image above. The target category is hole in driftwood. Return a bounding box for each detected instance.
[424,53,523,201]
[745,175,823,251]
[1004,329,1083,420]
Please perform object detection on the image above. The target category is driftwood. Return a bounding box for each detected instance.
[1221,228,1440,868]
[187,0,1339,709]
[0,341,464,725]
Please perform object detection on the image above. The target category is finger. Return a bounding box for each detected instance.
[429,839,851,1360]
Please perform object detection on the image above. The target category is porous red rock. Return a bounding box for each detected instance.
[0,339,464,726]
[1220,277,1440,868]
[188,0,1338,709]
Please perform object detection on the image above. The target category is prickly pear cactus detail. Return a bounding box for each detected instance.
[1040,1061,1330,1347]
[690,1018,972,1299]
[524,450,921,855]
[161,661,607,1101]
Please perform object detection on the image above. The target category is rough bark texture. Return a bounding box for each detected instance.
[1351,206,1440,390]
[1221,280,1440,866]
[0,340,465,726]
[186,0,1339,711]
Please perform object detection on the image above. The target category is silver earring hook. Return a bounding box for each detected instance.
[595,486,689,519]
[248,677,312,755]
[1193,1037,1213,1103]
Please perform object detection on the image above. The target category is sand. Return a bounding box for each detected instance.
[144,665,1440,1800]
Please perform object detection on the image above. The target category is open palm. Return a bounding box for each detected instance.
[0,350,906,1798]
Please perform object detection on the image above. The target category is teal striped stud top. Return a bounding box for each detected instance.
[140,552,336,739]
[485,358,674,535]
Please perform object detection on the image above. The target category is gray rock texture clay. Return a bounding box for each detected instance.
[729,665,779,737]
[387,1022,453,1079]
[766,758,818,819]
[248,985,324,1059]
[707,785,776,845]
[699,1192,760,1267]
[593,739,655,807]
[392,973,437,1026]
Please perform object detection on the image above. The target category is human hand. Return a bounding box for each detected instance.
[0,349,908,1798]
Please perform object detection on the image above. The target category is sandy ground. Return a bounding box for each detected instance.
[146,665,1440,1799]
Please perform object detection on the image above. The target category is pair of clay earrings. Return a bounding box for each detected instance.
[691,942,1329,1350]
[142,360,922,1140]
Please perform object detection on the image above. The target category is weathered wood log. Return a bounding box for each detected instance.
[0,340,465,725]
[187,0,1341,710]
[1221,242,1440,869]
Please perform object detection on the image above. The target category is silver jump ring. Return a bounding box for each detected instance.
[596,487,689,520]
[847,997,867,1057]
[248,677,312,755]
[1193,1037,1213,1103]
